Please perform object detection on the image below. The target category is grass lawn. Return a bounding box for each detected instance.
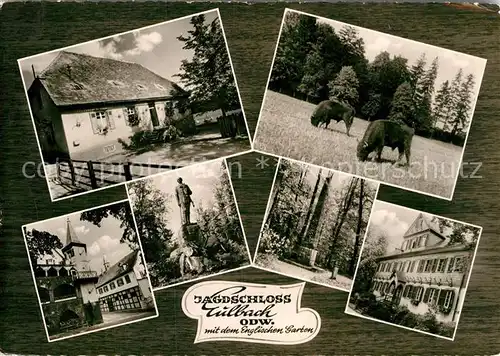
[254,91,464,199]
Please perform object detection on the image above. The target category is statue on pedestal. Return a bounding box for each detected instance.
[175,177,194,226]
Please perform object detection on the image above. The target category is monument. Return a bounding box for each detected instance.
[175,177,194,225]
[173,178,205,277]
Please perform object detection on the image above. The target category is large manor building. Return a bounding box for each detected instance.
[370,213,473,324]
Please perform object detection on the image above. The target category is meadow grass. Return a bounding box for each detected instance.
[254,91,463,199]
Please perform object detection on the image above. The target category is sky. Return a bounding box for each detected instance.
[314,12,486,109]
[18,9,219,89]
[144,159,226,233]
[24,201,133,274]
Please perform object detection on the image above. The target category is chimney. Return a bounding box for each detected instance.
[31,65,36,79]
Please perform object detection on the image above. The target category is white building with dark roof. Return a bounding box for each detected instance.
[370,213,473,324]
[96,250,153,313]
[27,50,189,162]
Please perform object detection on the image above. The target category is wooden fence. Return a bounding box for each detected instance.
[55,158,182,190]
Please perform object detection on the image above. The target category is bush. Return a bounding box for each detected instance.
[359,297,456,337]
[119,125,183,151]
[258,226,292,259]
[173,114,197,136]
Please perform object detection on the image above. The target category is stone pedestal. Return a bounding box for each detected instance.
[180,223,203,246]
[296,246,318,267]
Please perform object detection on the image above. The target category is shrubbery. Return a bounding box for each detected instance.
[352,292,455,338]
[258,225,293,259]
[118,125,183,152]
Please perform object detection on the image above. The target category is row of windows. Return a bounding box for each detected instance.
[372,282,455,310]
[402,234,428,251]
[378,256,465,274]
[98,274,132,295]
[99,287,142,312]
[89,101,177,134]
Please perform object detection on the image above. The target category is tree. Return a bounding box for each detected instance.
[413,57,439,131]
[362,52,411,120]
[352,227,388,293]
[444,69,463,133]
[349,179,365,277]
[327,177,359,278]
[270,13,318,96]
[297,24,344,101]
[175,15,238,138]
[328,66,359,106]
[451,73,475,137]
[409,53,427,93]
[298,47,325,101]
[127,180,174,264]
[432,80,452,129]
[389,82,414,126]
[299,171,332,247]
[80,202,138,250]
[24,228,63,267]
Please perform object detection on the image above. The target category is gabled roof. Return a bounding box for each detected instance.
[96,249,138,288]
[35,51,183,106]
[403,213,445,240]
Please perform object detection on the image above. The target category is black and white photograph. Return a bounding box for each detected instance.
[18,9,251,201]
[22,200,158,342]
[346,200,481,340]
[254,158,379,292]
[253,9,486,200]
[126,158,251,290]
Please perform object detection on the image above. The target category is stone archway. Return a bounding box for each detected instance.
[59,309,82,330]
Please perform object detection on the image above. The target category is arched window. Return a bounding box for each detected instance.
[59,268,68,277]
[47,267,58,277]
[35,267,46,278]
[53,283,76,300]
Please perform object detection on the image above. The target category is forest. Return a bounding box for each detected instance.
[269,12,478,145]
[127,161,249,288]
[257,160,377,282]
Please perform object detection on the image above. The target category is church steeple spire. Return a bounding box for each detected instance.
[65,217,83,245]
[61,217,87,255]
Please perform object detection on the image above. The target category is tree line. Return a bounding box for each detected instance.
[261,160,376,279]
[269,12,477,145]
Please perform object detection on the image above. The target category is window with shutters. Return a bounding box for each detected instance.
[125,106,140,126]
[423,260,431,272]
[453,257,465,272]
[436,289,455,314]
[447,257,455,273]
[415,286,424,301]
[417,260,424,273]
[425,288,439,305]
[403,285,411,298]
[443,290,454,309]
[437,258,447,273]
[431,259,438,273]
[89,110,115,134]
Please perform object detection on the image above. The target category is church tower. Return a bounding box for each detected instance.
[61,217,89,271]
